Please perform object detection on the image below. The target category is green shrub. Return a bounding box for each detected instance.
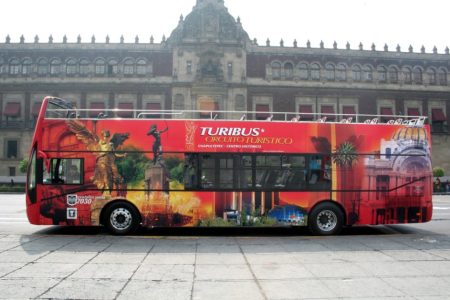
[19,159,28,173]
[433,167,445,178]
[0,184,25,193]
[197,217,234,227]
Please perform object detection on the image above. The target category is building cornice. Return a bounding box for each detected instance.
[248,45,450,63]
[0,43,169,52]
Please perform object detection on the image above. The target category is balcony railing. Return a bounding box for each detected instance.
[0,120,36,130]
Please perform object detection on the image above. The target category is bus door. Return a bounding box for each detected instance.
[26,145,39,223]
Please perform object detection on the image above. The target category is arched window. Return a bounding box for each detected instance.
[107,59,119,76]
[95,58,106,75]
[9,58,20,75]
[136,59,147,75]
[311,63,320,81]
[336,63,347,81]
[123,58,135,75]
[21,58,32,75]
[389,66,398,83]
[386,148,392,159]
[325,63,335,81]
[413,67,423,84]
[438,68,447,85]
[298,63,309,80]
[284,62,293,79]
[402,66,412,84]
[352,65,361,81]
[427,68,437,85]
[271,62,281,79]
[50,58,61,76]
[377,66,387,82]
[79,59,90,76]
[66,58,78,75]
[37,58,49,75]
[362,65,373,81]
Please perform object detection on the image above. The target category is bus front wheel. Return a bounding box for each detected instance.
[104,202,140,235]
[308,202,344,235]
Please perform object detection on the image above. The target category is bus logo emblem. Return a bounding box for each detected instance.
[67,208,77,219]
[67,195,77,206]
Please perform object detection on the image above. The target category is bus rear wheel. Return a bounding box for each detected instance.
[104,202,140,235]
[308,202,344,235]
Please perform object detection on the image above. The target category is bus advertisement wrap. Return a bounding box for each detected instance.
[25,97,433,235]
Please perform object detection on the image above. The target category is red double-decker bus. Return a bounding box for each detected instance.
[26,96,433,235]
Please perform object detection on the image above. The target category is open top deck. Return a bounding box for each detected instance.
[42,96,427,127]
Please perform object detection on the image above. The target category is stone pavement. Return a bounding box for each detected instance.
[1,230,450,300]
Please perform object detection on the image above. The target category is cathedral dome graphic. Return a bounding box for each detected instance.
[392,126,428,143]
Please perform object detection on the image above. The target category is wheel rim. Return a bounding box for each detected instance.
[316,209,337,232]
[110,207,132,231]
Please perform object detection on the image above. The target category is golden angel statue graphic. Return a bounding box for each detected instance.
[66,119,129,194]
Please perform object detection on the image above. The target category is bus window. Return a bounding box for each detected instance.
[200,155,216,189]
[43,158,83,185]
[236,155,253,189]
[323,155,332,182]
[219,156,233,189]
[45,99,75,119]
[255,155,281,188]
[308,156,321,184]
[199,154,240,190]
[27,147,37,203]
[284,155,307,189]
[307,155,331,190]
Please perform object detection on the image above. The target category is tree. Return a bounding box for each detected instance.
[433,167,445,193]
[19,159,28,173]
[332,141,359,224]
[433,167,445,178]
[332,141,358,167]
[165,156,184,183]
[116,146,149,186]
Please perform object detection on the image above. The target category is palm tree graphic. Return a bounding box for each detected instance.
[332,141,359,224]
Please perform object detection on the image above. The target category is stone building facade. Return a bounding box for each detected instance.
[0,0,449,182]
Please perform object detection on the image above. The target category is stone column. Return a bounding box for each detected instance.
[24,92,30,129]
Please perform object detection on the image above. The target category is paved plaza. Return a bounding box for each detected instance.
[0,194,450,299]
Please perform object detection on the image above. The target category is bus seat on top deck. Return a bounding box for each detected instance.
[341,117,353,123]
[67,112,77,118]
[416,117,426,126]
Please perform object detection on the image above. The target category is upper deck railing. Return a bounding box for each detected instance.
[43,97,427,127]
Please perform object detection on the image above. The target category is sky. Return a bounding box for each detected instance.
[1,0,449,53]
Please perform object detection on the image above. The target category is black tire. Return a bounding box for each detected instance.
[104,202,140,235]
[308,202,344,235]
